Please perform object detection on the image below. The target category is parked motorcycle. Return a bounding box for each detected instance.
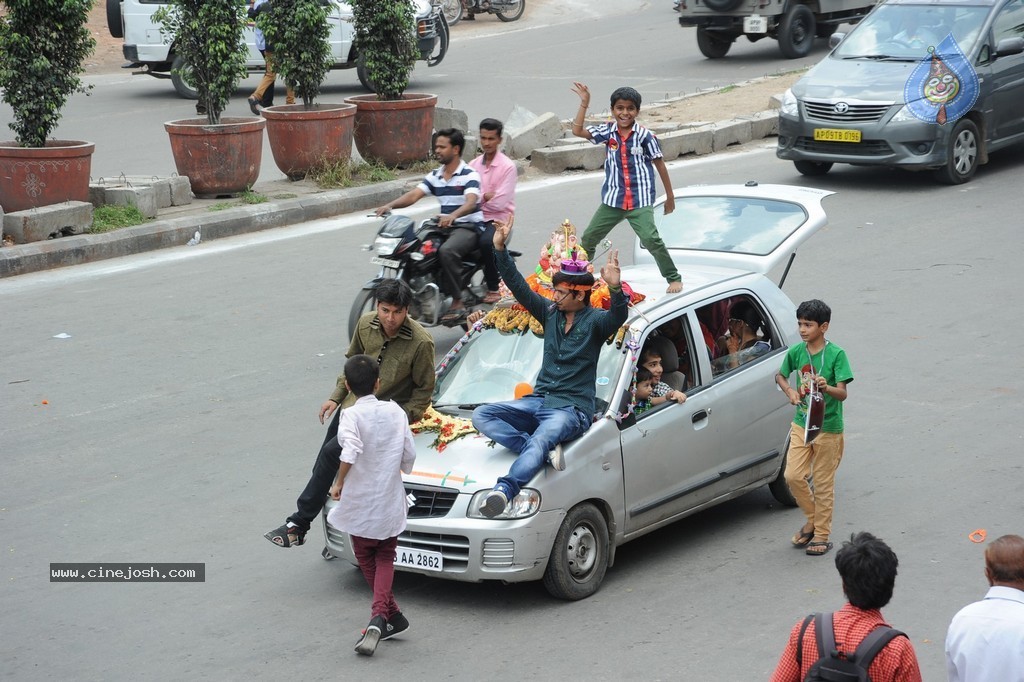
[442,0,525,26]
[349,214,519,338]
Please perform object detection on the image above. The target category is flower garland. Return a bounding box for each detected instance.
[410,405,477,452]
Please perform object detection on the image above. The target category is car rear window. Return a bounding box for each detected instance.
[654,197,807,256]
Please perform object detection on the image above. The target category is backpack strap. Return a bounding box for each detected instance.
[795,613,816,669]
[850,626,906,670]
[815,611,839,660]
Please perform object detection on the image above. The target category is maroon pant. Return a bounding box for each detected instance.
[350,535,400,620]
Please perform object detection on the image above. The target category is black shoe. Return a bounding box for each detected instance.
[247,96,261,116]
[355,615,385,656]
[381,611,410,641]
[264,523,306,548]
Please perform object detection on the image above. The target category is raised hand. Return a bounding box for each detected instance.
[601,249,621,288]
[571,81,591,108]
[492,214,514,250]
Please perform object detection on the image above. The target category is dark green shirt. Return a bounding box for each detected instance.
[495,249,628,414]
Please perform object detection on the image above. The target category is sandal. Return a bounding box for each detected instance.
[791,528,815,548]
[264,523,306,548]
[482,291,501,304]
[806,541,833,556]
[439,308,468,327]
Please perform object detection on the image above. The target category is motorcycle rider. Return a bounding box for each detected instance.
[375,129,487,326]
[469,118,517,304]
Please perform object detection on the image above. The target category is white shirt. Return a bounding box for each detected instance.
[325,395,416,540]
[946,585,1024,682]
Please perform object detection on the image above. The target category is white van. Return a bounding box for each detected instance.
[105,0,449,98]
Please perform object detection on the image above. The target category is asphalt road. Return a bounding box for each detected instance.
[3,140,1023,679]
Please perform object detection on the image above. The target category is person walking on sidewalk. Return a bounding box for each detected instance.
[570,81,683,294]
[247,0,295,114]
[264,278,434,549]
[469,118,517,304]
[325,354,417,657]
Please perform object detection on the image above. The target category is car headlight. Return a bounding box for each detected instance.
[779,89,799,117]
[890,105,916,122]
[467,488,541,519]
[374,236,402,256]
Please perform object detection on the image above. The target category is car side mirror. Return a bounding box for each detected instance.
[995,36,1024,58]
[828,32,846,49]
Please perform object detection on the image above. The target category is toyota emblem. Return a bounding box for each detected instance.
[833,102,850,114]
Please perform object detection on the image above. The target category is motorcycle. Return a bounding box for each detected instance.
[441,0,525,25]
[349,213,519,338]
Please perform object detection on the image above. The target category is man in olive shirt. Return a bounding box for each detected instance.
[265,279,435,548]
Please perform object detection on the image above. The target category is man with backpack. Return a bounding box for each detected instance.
[771,532,923,681]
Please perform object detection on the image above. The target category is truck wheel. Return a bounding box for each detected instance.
[778,4,816,58]
[170,55,199,100]
[794,160,833,176]
[107,0,124,39]
[356,55,376,93]
[442,0,463,25]
[934,118,979,184]
[542,503,610,601]
[696,27,733,59]
[496,0,525,22]
[702,0,743,10]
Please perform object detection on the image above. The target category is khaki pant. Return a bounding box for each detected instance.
[784,425,844,539]
[252,51,295,105]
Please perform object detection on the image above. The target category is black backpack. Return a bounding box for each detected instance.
[795,612,906,682]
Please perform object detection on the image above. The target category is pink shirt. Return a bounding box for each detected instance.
[468,150,517,222]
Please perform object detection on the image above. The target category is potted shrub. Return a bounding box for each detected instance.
[345,0,437,167]
[0,0,96,215]
[257,0,356,181]
[156,0,265,197]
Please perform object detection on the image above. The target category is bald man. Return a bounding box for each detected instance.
[945,534,1024,682]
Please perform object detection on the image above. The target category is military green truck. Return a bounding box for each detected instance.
[677,0,877,58]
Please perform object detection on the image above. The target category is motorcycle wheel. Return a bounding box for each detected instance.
[442,0,463,25]
[496,0,525,21]
[348,288,378,340]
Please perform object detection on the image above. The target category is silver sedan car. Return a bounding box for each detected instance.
[323,183,834,600]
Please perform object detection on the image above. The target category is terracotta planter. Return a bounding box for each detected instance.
[262,103,356,181]
[164,117,266,198]
[0,140,95,213]
[344,93,438,167]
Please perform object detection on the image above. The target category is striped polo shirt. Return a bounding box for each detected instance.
[587,122,664,210]
[417,161,485,227]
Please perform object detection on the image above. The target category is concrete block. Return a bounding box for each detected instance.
[434,107,469,134]
[529,144,606,174]
[105,186,159,219]
[711,119,753,152]
[127,178,172,208]
[744,110,779,140]
[506,112,563,159]
[659,128,714,160]
[769,93,785,110]
[3,201,93,244]
[89,184,107,207]
[169,176,193,206]
[461,134,479,161]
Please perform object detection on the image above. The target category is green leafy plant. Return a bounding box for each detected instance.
[154,0,249,124]
[350,0,417,101]
[0,0,95,147]
[89,205,147,233]
[307,158,399,188]
[256,0,334,108]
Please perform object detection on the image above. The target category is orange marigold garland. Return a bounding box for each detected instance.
[410,405,477,452]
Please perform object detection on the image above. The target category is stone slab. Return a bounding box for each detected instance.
[434,107,469,134]
[659,128,714,160]
[105,186,159,219]
[168,176,192,206]
[744,110,779,140]
[507,112,563,160]
[530,144,605,174]
[3,201,93,244]
[711,119,753,152]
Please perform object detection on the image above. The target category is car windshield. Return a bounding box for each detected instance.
[833,4,989,59]
[654,197,807,256]
[432,327,627,413]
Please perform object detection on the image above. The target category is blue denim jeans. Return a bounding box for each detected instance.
[472,395,591,498]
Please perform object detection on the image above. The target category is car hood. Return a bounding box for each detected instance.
[403,428,514,493]
[795,57,918,103]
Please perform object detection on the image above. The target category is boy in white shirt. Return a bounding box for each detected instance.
[326,355,417,656]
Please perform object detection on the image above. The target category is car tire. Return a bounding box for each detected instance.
[496,0,525,22]
[778,4,816,59]
[107,0,124,39]
[702,0,743,10]
[356,54,376,93]
[934,118,979,185]
[348,288,378,340]
[442,0,463,25]
[768,449,798,507]
[696,27,734,59]
[794,160,833,176]
[542,503,609,601]
[170,55,199,100]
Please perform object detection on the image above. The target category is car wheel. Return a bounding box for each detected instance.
[794,160,833,176]
[170,55,199,100]
[696,27,733,59]
[778,4,816,59]
[441,0,463,25]
[934,118,979,185]
[356,54,376,93]
[768,448,798,507]
[107,0,124,39]
[702,0,743,10]
[348,288,378,339]
[542,503,609,601]
[496,0,525,22]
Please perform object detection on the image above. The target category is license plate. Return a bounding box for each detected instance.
[813,128,862,143]
[370,256,401,268]
[394,547,443,572]
[743,14,767,33]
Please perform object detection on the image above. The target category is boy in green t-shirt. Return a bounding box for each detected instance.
[775,299,854,557]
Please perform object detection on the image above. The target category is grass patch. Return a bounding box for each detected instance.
[307,158,402,189]
[206,189,269,212]
[88,204,147,233]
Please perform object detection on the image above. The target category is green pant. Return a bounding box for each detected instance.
[581,204,680,283]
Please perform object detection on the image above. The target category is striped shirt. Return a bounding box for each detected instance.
[587,122,664,210]
[417,161,484,226]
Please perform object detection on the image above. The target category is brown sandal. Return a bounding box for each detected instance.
[791,528,814,547]
[806,541,833,556]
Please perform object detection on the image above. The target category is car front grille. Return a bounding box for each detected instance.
[794,137,893,156]
[405,484,458,519]
[803,100,893,123]
[399,531,470,571]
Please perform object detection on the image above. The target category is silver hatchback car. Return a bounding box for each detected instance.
[777,0,1024,183]
[323,184,834,600]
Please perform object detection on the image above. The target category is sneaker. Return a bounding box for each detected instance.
[354,615,384,656]
[479,489,508,518]
[381,611,410,640]
[247,96,261,116]
[263,523,306,548]
[550,443,565,471]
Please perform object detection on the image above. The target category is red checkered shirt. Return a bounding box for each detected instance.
[770,603,923,682]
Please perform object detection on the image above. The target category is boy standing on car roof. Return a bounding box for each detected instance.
[775,299,854,557]
[570,81,683,294]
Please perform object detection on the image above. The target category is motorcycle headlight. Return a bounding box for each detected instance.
[467,488,541,519]
[374,236,402,256]
[779,89,799,117]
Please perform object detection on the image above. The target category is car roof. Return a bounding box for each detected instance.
[881,0,996,6]
[618,263,762,325]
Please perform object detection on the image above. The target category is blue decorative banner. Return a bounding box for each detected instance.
[903,33,979,125]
